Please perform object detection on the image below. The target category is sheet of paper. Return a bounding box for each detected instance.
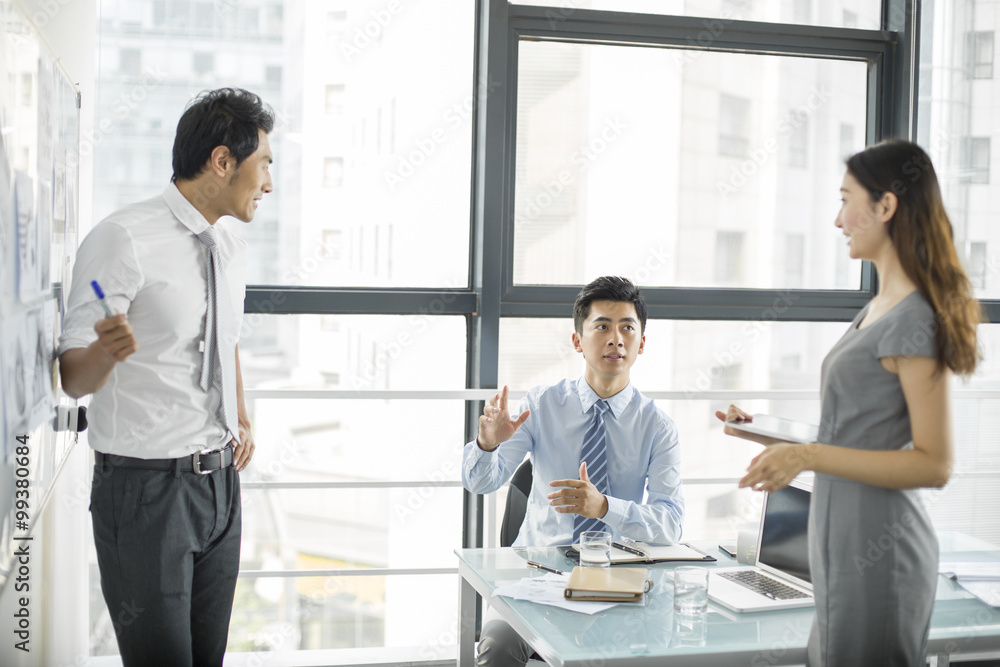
[956,580,1000,607]
[939,561,1000,581]
[492,573,621,615]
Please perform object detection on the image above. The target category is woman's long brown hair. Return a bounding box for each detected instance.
[846,139,982,377]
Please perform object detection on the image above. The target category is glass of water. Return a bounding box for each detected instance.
[673,566,709,614]
[579,530,611,567]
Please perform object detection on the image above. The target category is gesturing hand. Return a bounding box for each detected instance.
[715,404,784,446]
[739,443,809,492]
[476,385,530,451]
[547,462,609,519]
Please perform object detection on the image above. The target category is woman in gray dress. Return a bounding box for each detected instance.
[717,139,981,666]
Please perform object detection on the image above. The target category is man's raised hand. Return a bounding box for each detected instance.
[476,385,530,451]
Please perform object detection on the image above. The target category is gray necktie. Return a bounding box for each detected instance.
[197,226,238,444]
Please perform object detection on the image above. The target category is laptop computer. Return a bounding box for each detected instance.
[708,477,814,613]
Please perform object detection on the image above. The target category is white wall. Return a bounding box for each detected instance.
[0,1,97,665]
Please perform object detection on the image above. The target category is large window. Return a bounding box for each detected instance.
[512,43,867,289]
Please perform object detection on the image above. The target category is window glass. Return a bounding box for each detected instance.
[237,314,467,392]
[227,574,459,652]
[510,0,881,30]
[95,0,473,288]
[513,41,867,288]
[919,6,1000,299]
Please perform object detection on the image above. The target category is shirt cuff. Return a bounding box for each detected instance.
[463,437,495,469]
[601,495,628,530]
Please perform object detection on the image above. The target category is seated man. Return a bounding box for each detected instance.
[462,276,684,667]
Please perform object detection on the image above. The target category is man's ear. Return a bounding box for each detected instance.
[877,190,898,224]
[571,331,583,355]
[207,145,234,179]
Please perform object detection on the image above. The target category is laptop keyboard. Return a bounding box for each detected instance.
[720,570,811,600]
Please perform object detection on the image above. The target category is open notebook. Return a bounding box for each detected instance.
[564,541,716,564]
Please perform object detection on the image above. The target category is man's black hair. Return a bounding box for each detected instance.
[573,276,648,334]
[171,88,275,182]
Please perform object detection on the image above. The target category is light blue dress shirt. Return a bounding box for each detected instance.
[462,377,684,547]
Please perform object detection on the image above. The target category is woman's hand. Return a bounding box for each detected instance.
[739,443,815,492]
[714,404,784,446]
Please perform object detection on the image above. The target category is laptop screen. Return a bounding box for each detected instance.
[757,483,812,583]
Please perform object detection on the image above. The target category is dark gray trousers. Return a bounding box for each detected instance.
[91,460,241,667]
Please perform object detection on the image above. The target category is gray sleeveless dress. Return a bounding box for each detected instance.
[807,291,939,666]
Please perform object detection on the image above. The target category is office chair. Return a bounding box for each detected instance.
[497,458,546,665]
[500,458,533,548]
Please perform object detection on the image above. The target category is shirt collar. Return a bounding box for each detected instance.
[162,182,212,236]
[575,376,635,419]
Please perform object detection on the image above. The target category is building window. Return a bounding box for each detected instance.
[326,10,347,41]
[710,363,742,391]
[791,0,812,24]
[963,137,990,184]
[119,48,142,76]
[325,84,345,114]
[843,10,857,29]
[787,116,808,168]
[193,52,214,75]
[323,157,345,188]
[714,230,745,284]
[839,123,855,164]
[968,242,987,289]
[265,65,282,87]
[719,94,751,158]
[966,31,994,79]
[785,234,805,285]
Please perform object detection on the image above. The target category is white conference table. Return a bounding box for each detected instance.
[455,534,1000,667]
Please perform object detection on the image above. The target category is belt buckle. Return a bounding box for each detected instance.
[192,448,216,475]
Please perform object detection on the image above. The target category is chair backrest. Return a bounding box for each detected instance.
[499,458,533,548]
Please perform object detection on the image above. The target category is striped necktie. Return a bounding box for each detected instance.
[573,399,610,542]
[197,226,238,444]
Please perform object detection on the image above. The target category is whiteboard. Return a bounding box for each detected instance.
[0,0,81,591]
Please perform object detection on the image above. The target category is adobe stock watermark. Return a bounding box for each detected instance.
[393,450,463,524]
[715,85,832,201]
[853,511,916,575]
[515,116,629,227]
[671,3,751,67]
[543,0,586,29]
[62,68,168,171]
[349,279,462,389]
[750,618,812,666]
[339,1,407,63]
[384,76,502,191]
[682,291,799,397]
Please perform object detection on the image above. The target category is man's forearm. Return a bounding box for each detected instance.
[59,344,117,399]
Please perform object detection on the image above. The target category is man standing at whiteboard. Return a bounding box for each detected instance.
[58,88,273,667]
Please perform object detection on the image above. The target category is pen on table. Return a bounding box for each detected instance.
[90,280,115,319]
[612,541,647,558]
[526,561,564,575]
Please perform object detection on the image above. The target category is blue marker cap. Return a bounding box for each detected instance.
[90,280,115,318]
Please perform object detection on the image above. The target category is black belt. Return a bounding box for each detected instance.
[95,446,234,475]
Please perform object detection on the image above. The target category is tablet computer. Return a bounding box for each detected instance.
[726,414,819,444]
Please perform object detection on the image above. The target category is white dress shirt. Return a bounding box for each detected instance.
[59,184,247,459]
[462,377,685,546]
